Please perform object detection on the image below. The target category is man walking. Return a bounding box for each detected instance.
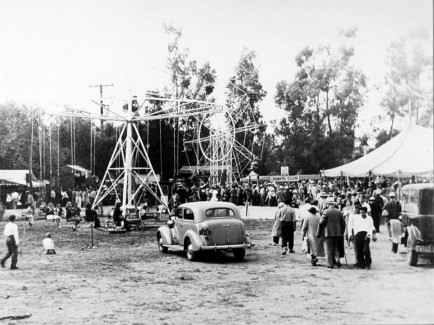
[278,203,297,255]
[1,215,20,270]
[368,196,382,233]
[382,191,401,253]
[317,200,346,268]
[351,206,376,269]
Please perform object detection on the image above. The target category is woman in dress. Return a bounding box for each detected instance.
[301,206,325,266]
[266,188,277,207]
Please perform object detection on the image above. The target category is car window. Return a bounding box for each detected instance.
[205,208,235,217]
[176,208,183,219]
[184,208,194,220]
[420,189,434,215]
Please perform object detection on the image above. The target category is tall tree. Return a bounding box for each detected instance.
[162,24,218,178]
[381,28,433,136]
[226,49,267,177]
[275,28,367,173]
[0,103,32,169]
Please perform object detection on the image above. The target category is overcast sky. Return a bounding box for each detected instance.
[0,0,432,130]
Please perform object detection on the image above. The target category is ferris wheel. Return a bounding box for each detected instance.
[184,83,260,185]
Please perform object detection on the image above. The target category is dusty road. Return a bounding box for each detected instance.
[0,207,433,324]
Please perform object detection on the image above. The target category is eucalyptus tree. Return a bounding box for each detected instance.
[226,49,267,176]
[381,28,433,137]
[275,28,367,173]
[0,103,32,169]
[158,24,218,178]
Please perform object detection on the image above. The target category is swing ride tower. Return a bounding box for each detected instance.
[46,95,221,211]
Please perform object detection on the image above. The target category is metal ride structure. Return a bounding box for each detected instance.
[45,95,220,212]
[184,83,260,185]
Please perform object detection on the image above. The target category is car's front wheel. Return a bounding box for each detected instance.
[185,239,197,261]
[233,248,245,261]
[158,237,168,253]
[407,237,418,266]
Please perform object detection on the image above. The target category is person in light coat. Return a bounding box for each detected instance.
[302,206,325,266]
[271,202,285,245]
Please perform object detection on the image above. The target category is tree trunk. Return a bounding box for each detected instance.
[389,113,395,140]
[326,90,332,136]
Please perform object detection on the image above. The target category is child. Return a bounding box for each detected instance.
[42,233,56,254]
[54,204,63,227]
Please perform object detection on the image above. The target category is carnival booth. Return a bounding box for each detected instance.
[0,170,45,209]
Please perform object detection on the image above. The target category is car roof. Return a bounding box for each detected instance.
[402,183,434,191]
[179,201,238,210]
[178,201,241,217]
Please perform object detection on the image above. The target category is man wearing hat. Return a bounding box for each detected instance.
[360,194,371,213]
[276,186,286,205]
[350,206,376,269]
[382,191,402,253]
[369,196,382,233]
[283,185,292,205]
[1,215,20,269]
[308,181,319,199]
[316,199,346,268]
[277,203,297,255]
[318,192,328,212]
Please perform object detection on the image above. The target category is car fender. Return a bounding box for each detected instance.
[390,219,404,244]
[407,225,421,249]
[184,230,203,251]
[157,226,174,246]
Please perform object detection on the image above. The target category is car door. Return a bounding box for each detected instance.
[180,208,196,241]
[173,208,184,244]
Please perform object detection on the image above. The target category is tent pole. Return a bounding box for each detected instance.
[397,171,401,201]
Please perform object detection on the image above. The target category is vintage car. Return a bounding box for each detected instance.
[156,201,251,261]
[390,183,434,266]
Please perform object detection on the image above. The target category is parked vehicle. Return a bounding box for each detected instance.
[156,201,251,261]
[390,183,434,266]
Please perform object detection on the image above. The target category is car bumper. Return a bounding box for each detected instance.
[200,243,251,251]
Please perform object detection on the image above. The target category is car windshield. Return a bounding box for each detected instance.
[205,208,235,218]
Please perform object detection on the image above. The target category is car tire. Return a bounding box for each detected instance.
[158,238,168,253]
[185,239,197,261]
[233,248,245,261]
[407,237,418,266]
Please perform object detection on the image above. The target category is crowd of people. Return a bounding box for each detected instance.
[170,176,400,209]
[267,179,403,270]
[0,175,411,270]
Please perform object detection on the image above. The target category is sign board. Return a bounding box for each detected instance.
[281,166,289,176]
[271,175,299,182]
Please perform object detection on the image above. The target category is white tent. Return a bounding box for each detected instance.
[323,125,433,177]
[67,165,91,178]
[0,169,45,187]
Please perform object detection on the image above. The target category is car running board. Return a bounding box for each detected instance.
[165,244,184,251]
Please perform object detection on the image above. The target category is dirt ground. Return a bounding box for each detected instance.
[0,207,433,325]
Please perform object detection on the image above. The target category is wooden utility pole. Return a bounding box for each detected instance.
[29,108,34,195]
[89,83,113,128]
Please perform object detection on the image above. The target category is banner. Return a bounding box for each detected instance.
[258,175,299,182]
